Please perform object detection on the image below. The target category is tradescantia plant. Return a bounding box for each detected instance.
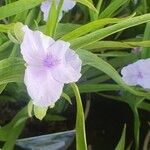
[0,0,150,150]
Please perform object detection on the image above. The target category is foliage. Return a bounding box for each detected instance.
[0,0,150,150]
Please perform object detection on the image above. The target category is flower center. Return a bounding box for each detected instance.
[43,55,60,68]
[137,71,143,79]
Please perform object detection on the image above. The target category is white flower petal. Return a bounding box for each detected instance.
[121,58,150,89]
[21,26,55,65]
[121,63,139,85]
[137,75,150,89]
[24,66,64,107]
[40,0,76,21]
[62,0,76,11]
[138,59,150,74]
[52,49,82,83]
[40,0,51,21]
[47,40,70,58]
[21,26,82,108]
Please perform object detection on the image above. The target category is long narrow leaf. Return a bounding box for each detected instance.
[0,0,43,20]
[76,0,97,13]
[0,58,24,85]
[141,22,150,58]
[61,18,123,41]
[99,0,128,18]
[71,83,87,150]
[77,49,150,97]
[115,125,126,150]
[71,14,150,49]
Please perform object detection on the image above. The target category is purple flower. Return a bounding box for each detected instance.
[21,26,82,107]
[41,0,76,22]
[121,59,150,89]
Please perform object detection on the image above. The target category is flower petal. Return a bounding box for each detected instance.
[62,0,76,11]
[47,40,70,58]
[121,63,139,86]
[138,58,150,74]
[121,58,150,89]
[24,66,64,107]
[137,59,150,88]
[21,26,55,65]
[52,49,82,83]
[40,0,51,21]
[137,75,150,89]
[40,0,76,21]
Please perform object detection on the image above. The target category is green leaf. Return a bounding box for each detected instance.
[77,49,150,98]
[88,0,97,21]
[65,84,121,99]
[61,18,123,41]
[79,84,120,93]
[99,0,129,18]
[2,107,28,150]
[39,23,80,38]
[34,105,48,120]
[55,23,80,38]
[0,107,28,141]
[0,41,13,60]
[25,8,40,27]
[71,83,87,150]
[0,0,43,20]
[139,101,150,111]
[96,0,103,13]
[0,84,6,94]
[71,14,150,49]
[61,92,72,104]
[97,51,130,57]
[76,0,98,13]
[45,0,64,36]
[44,114,66,122]
[84,40,150,51]
[27,101,33,117]
[126,95,144,150]
[130,106,140,150]
[45,0,57,36]
[141,22,150,58]
[115,125,126,150]
[0,57,25,85]
[12,10,29,23]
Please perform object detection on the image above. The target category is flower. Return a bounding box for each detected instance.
[41,0,76,21]
[21,26,82,107]
[121,59,150,89]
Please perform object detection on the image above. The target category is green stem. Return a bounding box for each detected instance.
[96,0,103,13]
[45,0,64,37]
[71,83,87,150]
[129,105,140,150]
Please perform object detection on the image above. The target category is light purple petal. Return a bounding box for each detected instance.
[21,26,55,65]
[137,75,150,89]
[40,0,76,22]
[47,40,70,58]
[137,58,150,88]
[121,58,150,89]
[21,26,82,108]
[24,66,64,107]
[121,62,139,85]
[51,49,82,83]
[62,0,76,11]
[138,59,150,74]
[40,0,51,21]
